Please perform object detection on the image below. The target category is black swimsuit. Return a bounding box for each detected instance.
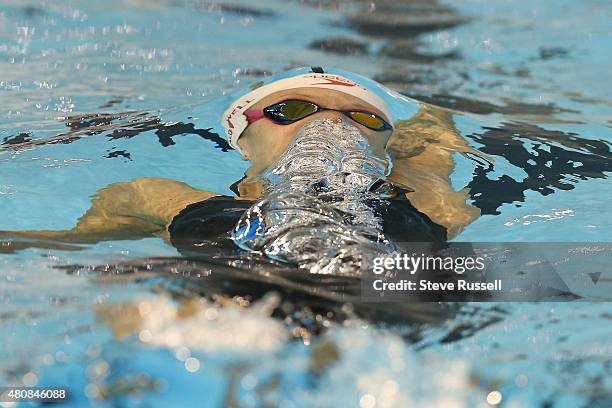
[168,195,447,257]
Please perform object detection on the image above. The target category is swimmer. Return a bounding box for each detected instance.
[1,67,484,261]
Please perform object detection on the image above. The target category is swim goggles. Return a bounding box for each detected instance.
[244,99,393,131]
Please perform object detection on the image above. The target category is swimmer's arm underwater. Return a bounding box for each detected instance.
[387,105,487,238]
[0,178,218,246]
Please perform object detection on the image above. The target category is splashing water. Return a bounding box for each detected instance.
[231,119,398,275]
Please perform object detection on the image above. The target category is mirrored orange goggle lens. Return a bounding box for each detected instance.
[347,111,387,130]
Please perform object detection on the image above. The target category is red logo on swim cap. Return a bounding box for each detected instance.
[304,74,371,91]
[312,77,356,87]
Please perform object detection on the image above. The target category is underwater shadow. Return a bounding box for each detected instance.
[466,122,611,215]
[1,111,232,155]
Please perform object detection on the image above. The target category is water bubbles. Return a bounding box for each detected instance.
[42,353,55,365]
[515,374,528,387]
[55,351,67,362]
[174,346,191,361]
[241,374,257,390]
[88,360,110,380]
[359,393,376,408]
[231,119,397,276]
[138,329,152,343]
[0,184,15,195]
[138,300,152,316]
[486,390,502,405]
[53,95,75,113]
[503,208,574,227]
[204,307,218,320]
[134,295,287,353]
[84,383,101,399]
[184,357,200,373]
[21,371,38,386]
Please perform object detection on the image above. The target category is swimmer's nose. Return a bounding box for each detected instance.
[310,110,345,123]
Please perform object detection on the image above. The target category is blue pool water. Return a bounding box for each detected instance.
[1,0,611,407]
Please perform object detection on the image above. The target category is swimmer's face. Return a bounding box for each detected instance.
[236,88,393,176]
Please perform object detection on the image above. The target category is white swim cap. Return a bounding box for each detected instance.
[222,70,392,154]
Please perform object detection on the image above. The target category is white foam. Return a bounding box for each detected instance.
[137,293,287,353]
